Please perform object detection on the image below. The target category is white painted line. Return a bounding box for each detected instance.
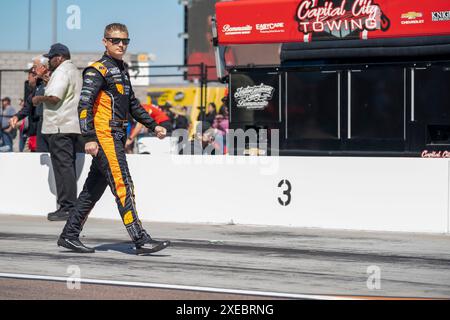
[0,272,359,300]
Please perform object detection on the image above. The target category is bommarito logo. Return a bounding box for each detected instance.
[432,11,450,22]
[234,84,275,110]
[222,24,253,35]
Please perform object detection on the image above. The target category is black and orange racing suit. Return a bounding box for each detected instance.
[61,53,158,245]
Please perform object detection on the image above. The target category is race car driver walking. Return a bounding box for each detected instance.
[58,23,170,255]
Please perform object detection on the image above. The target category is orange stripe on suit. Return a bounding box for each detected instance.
[94,90,127,207]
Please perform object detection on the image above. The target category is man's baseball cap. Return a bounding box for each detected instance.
[44,43,70,59]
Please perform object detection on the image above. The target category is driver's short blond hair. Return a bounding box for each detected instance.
[104,23,129,38]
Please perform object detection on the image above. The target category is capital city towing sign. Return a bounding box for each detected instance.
[216,0,450,44]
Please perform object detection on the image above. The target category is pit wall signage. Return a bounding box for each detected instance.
[421,150,450,158]
[216,0,450,44]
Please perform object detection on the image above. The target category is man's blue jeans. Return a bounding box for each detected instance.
[0,131,13,152]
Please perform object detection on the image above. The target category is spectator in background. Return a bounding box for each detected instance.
[212,114,228,155]
[10,56,51,152]
[11,68,38,152]
[213,114,228,135]
[169,106,190,155]
[191,120,223,155]
[33,55,51,152]
[190,121,211,154]
[125,104,172,153]
[219,94,230,118]
[0,97,16,152]
[16,98,29,152]
[160,102,173,113]
[205,126,224,155]
[33,44,83,221]
[197,102,217,125]
[171,106,189,131]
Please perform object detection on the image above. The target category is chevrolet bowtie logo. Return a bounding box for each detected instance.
[401,12,423,20]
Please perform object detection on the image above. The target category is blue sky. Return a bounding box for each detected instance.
[0,0,184,65]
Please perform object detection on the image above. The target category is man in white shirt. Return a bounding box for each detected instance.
[33,43,84,221]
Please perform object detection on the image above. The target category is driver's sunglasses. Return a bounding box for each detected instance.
[106,37,130,45]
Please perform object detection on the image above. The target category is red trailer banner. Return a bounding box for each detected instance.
[216,0,450,44]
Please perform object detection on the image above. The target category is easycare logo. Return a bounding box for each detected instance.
[256,22,285,31]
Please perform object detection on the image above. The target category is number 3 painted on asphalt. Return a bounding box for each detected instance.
[278,180,292,206]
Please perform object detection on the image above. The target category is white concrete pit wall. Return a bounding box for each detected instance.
[0,153,448,234]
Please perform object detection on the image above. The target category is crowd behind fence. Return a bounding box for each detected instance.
[0,63,231,155]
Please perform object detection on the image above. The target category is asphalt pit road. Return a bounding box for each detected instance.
[95,242,171,257]
[57,250,95,255]
[95,242,135,255]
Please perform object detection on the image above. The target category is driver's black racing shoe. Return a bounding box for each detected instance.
[57,236,95,253]
[136,239,171,255]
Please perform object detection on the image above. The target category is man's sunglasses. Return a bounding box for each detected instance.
[106,38,130,45]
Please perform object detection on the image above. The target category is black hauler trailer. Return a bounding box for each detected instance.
[214,0,450,157]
